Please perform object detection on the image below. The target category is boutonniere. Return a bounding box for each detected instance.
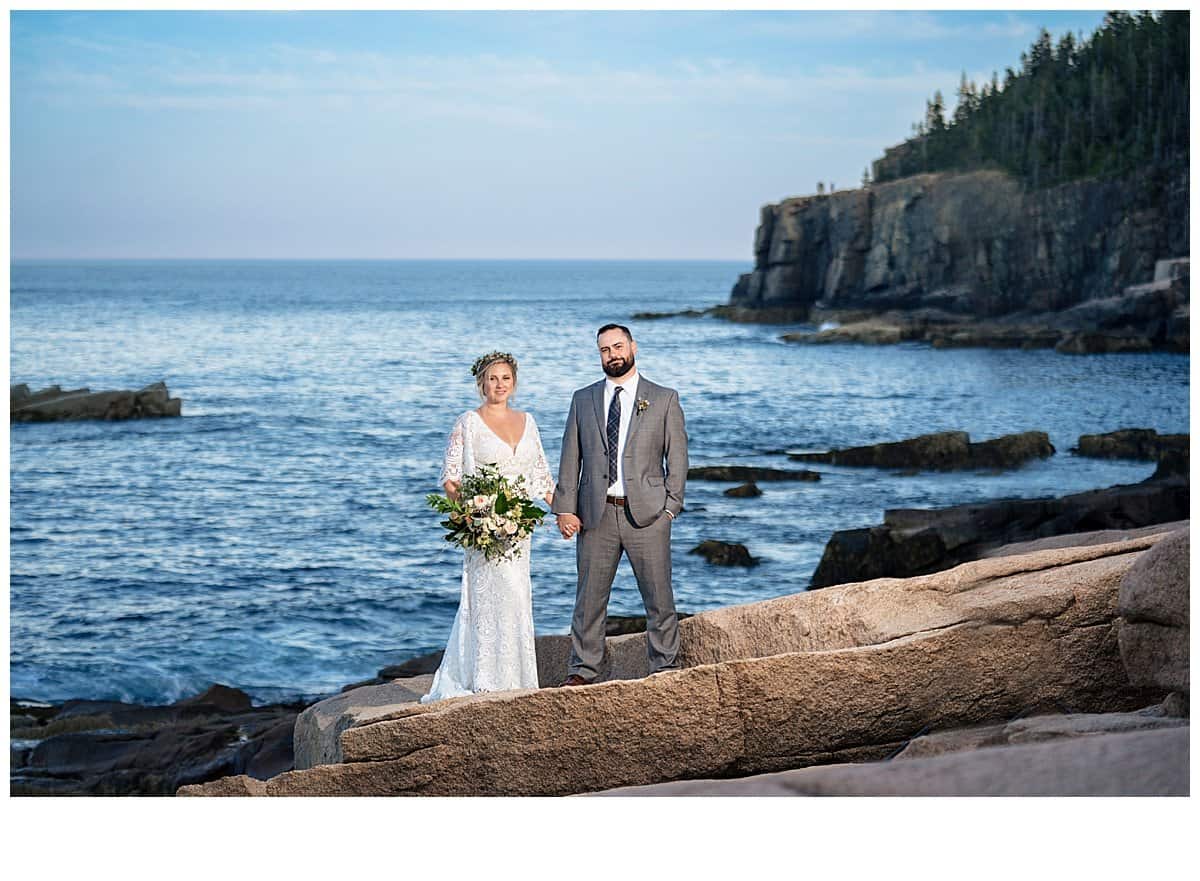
[636,398,650,414]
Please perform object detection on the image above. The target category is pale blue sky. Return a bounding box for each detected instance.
[10,9,1109,259]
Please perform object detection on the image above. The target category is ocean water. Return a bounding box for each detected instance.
[9,259,1190,705]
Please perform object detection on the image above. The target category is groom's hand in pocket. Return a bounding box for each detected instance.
[557,513,582,540]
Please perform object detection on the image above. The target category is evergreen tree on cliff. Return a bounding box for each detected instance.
[873,10,1188,188]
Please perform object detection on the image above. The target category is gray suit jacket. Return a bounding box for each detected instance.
[552,375,688,530]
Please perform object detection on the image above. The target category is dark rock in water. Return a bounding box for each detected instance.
[782,318,918,346]
[10,381,183,423]
[9,684,300,796]
[810,471,1189,589]
[812,525,947,588]
[789,430,1054,472]
[1152,448,1189,479]
[709,304,812,324]
[690,540,759,567]
[630,307,716,320]
[689,465,819,482]
[724,482,762,498]
[927,322,1064,350]
[1073,428,1189,461]
[726,166,1189,352]
[377,651,444,682]
[1055,333,1154,354]
[967,432,1056,469]
[175,684,253,714]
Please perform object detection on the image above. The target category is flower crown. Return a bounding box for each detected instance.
[471,351,518,377]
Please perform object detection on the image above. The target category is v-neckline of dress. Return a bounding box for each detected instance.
[473,409,528,456]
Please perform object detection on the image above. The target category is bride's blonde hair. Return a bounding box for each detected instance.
[472,351,518,400]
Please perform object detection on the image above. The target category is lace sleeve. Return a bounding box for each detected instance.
[525,415,555,499]
[439,414,466,485]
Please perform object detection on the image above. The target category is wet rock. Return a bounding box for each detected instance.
[376,652,444,682]
[927,323,1064,350]
[9,684,299,796]
[688,465,819,482]
[707,304,812,324]
[1152,448,1189,479]
[781,319,915,345]
[11,381,183,423]
[689,540,758,567]
[723,482,762,498]
[176,684,253,714]
[967,431,1056,469]
[810,473,1188,588]
[1055,333,1154,354]
[630,307,715,320]
[789,430,1054,471]
[1073,428,1189,461]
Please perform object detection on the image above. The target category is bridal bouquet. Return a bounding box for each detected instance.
[427,465,548,562]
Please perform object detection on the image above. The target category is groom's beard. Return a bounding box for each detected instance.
[602,354,635,378]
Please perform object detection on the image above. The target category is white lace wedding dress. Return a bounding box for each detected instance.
[421,409,555,703]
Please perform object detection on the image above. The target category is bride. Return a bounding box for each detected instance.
[421,351,555,702]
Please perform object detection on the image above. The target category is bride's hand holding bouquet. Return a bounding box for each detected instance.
[427,464,548,562]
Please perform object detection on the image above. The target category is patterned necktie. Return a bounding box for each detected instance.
[607,386,623,487]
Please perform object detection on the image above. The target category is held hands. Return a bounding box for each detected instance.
[443,480,461,502]
[556,513,581,540]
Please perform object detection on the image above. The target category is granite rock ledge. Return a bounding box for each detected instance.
[178,530,1181,796]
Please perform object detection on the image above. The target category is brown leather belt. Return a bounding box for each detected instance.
[606,496,626,507]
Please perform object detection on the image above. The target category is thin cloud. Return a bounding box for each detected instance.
[740,10,1036,44]
[18,48,961,122]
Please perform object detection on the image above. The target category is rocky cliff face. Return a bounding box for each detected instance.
[730,164,1189,321]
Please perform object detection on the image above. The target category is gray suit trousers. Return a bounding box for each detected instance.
[568,502,680,679]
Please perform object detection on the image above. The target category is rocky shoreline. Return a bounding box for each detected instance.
[803,427,1189,588]
[176,525,1189,796]
[631,257,1189,354]
[15,527,1188,797]
[13,426,1189,796]
[10,685,300,796]
[9,615,677,796]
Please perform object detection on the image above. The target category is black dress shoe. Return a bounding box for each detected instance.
[559,674,593,687]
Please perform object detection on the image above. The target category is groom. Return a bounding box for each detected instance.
[552,323,688,686]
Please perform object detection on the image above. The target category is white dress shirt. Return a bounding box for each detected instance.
[603,371,639,498]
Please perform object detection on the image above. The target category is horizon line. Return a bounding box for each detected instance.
[9,256,753,263]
